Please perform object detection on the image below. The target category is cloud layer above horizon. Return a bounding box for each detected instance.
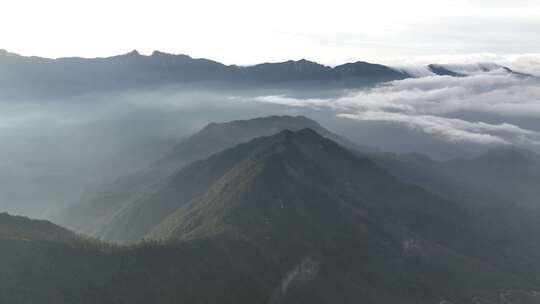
[255,73,540,147]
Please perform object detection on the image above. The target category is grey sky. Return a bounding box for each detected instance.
[1,0,539,65]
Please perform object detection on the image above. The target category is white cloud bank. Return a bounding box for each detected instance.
[383,54,540,77]
[255,73,540,146]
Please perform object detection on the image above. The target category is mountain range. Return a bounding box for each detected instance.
[53,116,364,242]
[4,115,540,303]
[373,146,540,214]
[0,49,530,99]
[4,125,540,303]
[0,49,405,98]
[55,115,540,244]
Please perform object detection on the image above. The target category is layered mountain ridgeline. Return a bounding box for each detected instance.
[427,64,467,77]
[441,147,540,212]
[399,62,535,78]
[4,130,540,303]
[0,212,78,243]
[373,146,540,214]
[0,213,272,304]
[145,129,540,290]
[53,115,366,241]
[0,49,408,98]
[1,50,531,99]
[54,114,540,257]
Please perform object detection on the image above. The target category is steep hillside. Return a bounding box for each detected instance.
[0,212,77,243]
[4,131,540,303]
[54,116,362,241]
[139,129,540,303]
[0,213,273,304]
[373,147,540,214]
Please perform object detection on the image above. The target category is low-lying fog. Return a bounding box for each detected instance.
[1,71,539,218]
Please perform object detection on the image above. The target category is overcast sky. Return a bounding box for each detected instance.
[1,0,539,65]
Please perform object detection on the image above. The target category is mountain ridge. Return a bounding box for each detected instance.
[140,128,540,303]
[5,129,540,303]
[53,115,367,241]
[2,49,531,99]
[0,212,77,243]
[0,49,407,98]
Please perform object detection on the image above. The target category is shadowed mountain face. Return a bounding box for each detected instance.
[53,115,364,240]
[148,128,468,243]
[0,212,77,243]
[0,50,408,99]
[156,114,370,171]
[412,63,535,78]
[145,130,540,288]
[4,130,540,303]
[0,213,275,304]
[440,147,540,212]
[428,64,466,77]
[373,146,540,214]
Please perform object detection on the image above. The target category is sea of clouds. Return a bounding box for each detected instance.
[255,72,540,148]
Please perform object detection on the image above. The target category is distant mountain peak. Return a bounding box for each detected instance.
[255,128,323,148]
[333,61,409,79]
[427,64,466,77]
[274,127,324,141]
[423,62,535,78]
[62,115,371,243]
[198,115,322,134]
[0,49,23,58]
[147,127,369,241]
[126,49,141,56]
[151,50,170,56]
[150,50,192,59]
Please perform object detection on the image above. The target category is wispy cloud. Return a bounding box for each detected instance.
[254,73,540,146]
[338,112,535,145]
[381,53,540,77]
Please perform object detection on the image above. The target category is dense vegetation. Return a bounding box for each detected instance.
[54,116,358,242]
[4,129,540,303]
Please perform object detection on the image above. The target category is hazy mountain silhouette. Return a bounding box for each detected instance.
[0,212,77,243]
[427,64,466,77]
[2,49,532,99]
[0,50,409,98]
[374,146,540,214]
[54,115,367,241]
[425,63,535,78]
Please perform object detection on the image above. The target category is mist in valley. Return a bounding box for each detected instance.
[2,65,540,220]
[0,87,305,217]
